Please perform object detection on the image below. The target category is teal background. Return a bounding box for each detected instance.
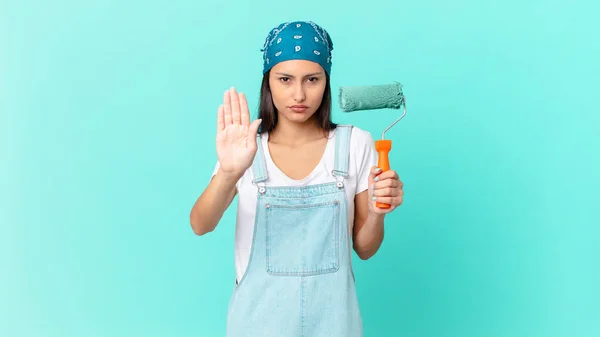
[2,0,599,336]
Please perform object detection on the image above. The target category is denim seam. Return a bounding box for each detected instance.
[301,276,306,337]
[234,194,263,291]
[265,201,340,277]
[268,201,338,210]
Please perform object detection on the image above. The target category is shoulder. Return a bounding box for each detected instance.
[334,125,377,193]
[335,124,375,149]
[351,125,375,144]
[335,124,377,169]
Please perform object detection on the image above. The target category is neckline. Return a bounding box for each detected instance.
[261,129,335,183]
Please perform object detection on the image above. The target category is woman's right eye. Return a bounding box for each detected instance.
[279,77,290,82]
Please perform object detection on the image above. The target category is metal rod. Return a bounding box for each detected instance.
[381,99,407,140]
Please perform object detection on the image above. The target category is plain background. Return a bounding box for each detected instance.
[1,0,599,336]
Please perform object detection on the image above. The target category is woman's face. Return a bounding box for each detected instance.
[268,60,326,124]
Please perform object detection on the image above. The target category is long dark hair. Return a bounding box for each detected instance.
[257,70,337,135]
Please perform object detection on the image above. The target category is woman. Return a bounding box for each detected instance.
[190,20,404,337]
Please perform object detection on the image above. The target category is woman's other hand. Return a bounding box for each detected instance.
[368,166,404,215]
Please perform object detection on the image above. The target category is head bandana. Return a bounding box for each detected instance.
[261,21,334,75]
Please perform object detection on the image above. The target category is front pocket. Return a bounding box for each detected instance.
[265,200,340,276]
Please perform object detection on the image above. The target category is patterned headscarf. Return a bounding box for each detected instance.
[261,21,334,75]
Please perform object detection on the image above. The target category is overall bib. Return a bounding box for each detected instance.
[225,125,363,337]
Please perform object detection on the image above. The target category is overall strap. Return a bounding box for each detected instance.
[333,125,353,182]
[251,133,269,185]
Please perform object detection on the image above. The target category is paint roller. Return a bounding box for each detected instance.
[338,81,407,209]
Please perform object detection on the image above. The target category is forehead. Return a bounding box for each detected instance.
[271,60,324,75]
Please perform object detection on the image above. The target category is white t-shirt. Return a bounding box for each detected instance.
[211,126,378,283]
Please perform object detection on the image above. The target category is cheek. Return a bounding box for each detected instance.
[270,87,286,109]
[309,84,326,103]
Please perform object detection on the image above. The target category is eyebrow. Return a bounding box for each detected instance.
[275,72,324,78]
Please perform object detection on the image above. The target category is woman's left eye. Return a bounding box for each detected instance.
[308,77,318,82]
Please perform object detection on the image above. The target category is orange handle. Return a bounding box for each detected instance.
[375,140,392,209]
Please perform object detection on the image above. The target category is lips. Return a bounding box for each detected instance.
[289,105,308,112]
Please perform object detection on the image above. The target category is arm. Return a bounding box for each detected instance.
[353,190,385,260]
[189,170,238,236]
[352,166,404,260]
[189,87,261,236]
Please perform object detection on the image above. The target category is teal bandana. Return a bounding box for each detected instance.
[261,21,334,75]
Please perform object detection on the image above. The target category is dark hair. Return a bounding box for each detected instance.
[257,70,337,134]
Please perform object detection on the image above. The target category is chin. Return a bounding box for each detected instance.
[285,112,315,124]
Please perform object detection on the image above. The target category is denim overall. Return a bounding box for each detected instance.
[225,125,363,337]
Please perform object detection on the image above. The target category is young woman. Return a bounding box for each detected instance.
[190,20,404,337]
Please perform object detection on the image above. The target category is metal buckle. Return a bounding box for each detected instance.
[252,179,267,194]
[331,170,345,189]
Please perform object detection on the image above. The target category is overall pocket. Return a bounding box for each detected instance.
[265,199,340,276]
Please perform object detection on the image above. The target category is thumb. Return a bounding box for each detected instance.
[247,118,262,148]
[249,118,262,138]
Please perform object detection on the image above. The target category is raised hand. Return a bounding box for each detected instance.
[216,87,262,179]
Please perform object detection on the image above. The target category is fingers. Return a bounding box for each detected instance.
[240,92,250,126]
[229,87,241,124]
[370,166,382,176]
[372,186,404,197]
[223,90,232,125]
[374,169,399,181]
[217,104,225,132]
[369,168,404,205]
[222,87,248,127]
[371,196,403,207]
[368,166,382,186]
[369,167,401,185]
[373,176,403,189]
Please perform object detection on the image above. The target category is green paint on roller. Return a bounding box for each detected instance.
[338,82,405,112]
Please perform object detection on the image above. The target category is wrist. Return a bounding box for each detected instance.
[367,210,385,222]
[217,167,243,182]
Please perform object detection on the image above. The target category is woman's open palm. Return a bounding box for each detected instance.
[216,87,262,178]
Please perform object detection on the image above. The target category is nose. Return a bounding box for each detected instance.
[293,82,306,102]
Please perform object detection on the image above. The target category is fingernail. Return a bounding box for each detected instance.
[375,167,381,173]
[374,177,379,182]
[372,197,377,201]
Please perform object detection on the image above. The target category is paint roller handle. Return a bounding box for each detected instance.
[375,140,392,209]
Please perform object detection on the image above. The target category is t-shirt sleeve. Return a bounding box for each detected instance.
[211,161,220,178]
[353,128,378,195]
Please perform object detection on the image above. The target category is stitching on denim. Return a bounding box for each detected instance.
[266,266,339,276]
[335,198,340,277]
[234,195,263,291]
[265,204,271,274]
[266,202,340,276]
[268,200,338,210]
[262,182,343,198]
[301,277,305,337]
